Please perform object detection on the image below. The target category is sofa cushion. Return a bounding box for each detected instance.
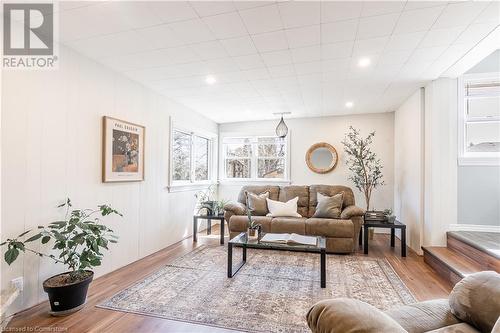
[386,299,461,333]
[307,298,407,333]
[229,215,272,233]
[246,191,269,215]
[306,218,353,238]
[309,185,355,217]
[426,323,480,333]
[313,192,343,218]
[270,217,306,234]
[237,186,280,205]
[279,185,309,217]
[449,271,500,333]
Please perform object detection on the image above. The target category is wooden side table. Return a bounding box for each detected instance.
[193,215,225,245]
[362,220,406,257]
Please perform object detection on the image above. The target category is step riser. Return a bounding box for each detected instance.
[423,249,463,286]
[447,234,500,273]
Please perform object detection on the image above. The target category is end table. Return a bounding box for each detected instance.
[193,215,225,245]
[362,220,406,257]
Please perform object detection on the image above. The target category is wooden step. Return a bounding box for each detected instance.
[422,246,483,285]
[447,231,500,273]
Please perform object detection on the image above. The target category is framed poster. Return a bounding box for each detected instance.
[102,116,145,182]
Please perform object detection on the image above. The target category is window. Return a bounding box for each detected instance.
[223,136,288,181]
[459,74,500,165]
[171,128,214,186]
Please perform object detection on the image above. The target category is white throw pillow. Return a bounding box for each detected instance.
[266,197,302,217]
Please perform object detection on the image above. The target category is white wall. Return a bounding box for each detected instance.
[394,89,425,254]
[423,78,458,246]
[218,113,394,213]
[1,45,217,314]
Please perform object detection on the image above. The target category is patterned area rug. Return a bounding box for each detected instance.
[99,245,415,333]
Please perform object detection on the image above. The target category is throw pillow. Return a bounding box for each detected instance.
[266,197,302,217]
[313,192,343,218]
[245,191,269,216]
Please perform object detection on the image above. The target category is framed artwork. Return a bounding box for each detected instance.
[102,116,145,182]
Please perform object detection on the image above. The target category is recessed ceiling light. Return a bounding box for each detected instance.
[345,101,354,108]
[205,75,216,85]
[358,57,371,67]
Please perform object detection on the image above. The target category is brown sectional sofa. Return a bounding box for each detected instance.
[223,185,365,253]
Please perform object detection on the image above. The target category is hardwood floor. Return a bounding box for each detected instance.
[7,227,452,333]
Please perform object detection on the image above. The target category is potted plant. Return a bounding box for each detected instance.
[384,209,396,223]
[246,208,260,241]
[214,199,229,216]
[194,185,217,216]
[1,198,122,316]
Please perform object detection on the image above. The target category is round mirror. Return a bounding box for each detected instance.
[305,143,338,174]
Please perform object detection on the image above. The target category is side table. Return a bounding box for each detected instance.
[193,215,225,245]
[362,220,406,257]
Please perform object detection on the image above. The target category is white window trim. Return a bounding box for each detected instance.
[220,134,291,183]
[168,119,218,192]
[458,73,500,166]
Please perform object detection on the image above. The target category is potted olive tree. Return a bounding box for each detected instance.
[1,199,122,316]
[246,208,260,240]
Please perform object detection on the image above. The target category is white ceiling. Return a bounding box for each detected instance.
[56,1,499,123]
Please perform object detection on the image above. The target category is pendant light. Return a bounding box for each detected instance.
[274,112,290,138]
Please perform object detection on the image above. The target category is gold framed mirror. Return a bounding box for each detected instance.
[305,142,338,174]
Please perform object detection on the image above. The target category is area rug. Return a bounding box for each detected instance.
[99,245,416,333]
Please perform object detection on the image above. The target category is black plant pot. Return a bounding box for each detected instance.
[42,270,93,316]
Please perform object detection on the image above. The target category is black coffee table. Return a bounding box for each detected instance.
[362,220,406,257]
[227,232,327,288]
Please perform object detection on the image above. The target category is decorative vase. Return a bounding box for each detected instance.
[247,228,258,241]
[387,215,396,223]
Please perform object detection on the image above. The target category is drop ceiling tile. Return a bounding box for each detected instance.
[433,2,490,29]
[163,46,201,65]
[261,49,294,67]
[404,2,448,11]
[407,46,447,64]
[474,1,500,25]
[220,36,258,56]
[291,45,321,63]
[321,1,362,23]
[294,61,322,75]
[239,4,283,34]
[191,1,236,17]
[285,25,321,49]
[233,1,274,11]
[243,68,271,80]
[361,1,405,17]
[419,26,467,48]
[233,54,266,70]
[323,58,351,72]
[278,1,320,28]
[59,3,132,41]
[352,36,389,56]
[268,64,296,78]
[104,1,164,29]
[190,40,229,60]
[252,30,289,53]
[321,19,358,44]
[321,41,354,60]
[204,58,240,73]
[168,19,215,44]
[67,30,153,59]
[146,2,198,23]
[357,13,399,40]
[394,6,445,35]
[135,24,184,49]
[455,23,499,44]
[202,11,248,39]
[378,50,412,65]
[385,31,426,52]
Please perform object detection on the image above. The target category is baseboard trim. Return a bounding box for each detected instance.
[448,224,500,233]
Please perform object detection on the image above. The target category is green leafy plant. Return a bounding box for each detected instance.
[246,208,260,230]
[1,198,122,282]
[342,126,385,210]
[383,208,393,216]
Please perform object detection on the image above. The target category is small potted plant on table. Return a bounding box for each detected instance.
[1,198,122,316]
[384,209,396,223]
[246,208,261,240]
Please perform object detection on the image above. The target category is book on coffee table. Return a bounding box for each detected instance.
[260,233,317,246]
